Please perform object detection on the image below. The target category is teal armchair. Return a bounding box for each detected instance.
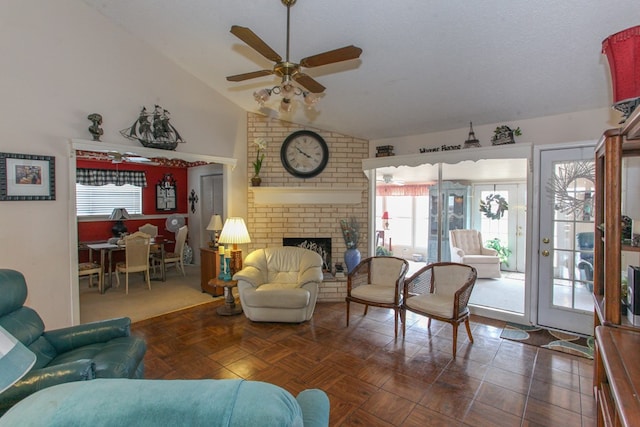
[0,269,146,414]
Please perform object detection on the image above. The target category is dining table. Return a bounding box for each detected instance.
[83,237,171,294]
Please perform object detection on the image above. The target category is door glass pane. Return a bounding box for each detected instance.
[550,160,595,313]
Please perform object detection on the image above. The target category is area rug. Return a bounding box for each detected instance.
[500,322,594,359]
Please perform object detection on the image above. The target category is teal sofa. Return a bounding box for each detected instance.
[0,378,330,427]
[0,269,146,414]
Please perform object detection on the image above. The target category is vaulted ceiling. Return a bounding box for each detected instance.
[81,0,640,141]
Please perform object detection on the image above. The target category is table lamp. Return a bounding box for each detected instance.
[206,214,224,248]
[0,325,36,394]
[109,208,130,237]
[382,211,390,230]
[218,217,251,275]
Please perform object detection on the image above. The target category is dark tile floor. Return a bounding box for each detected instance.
[132,300,595,426]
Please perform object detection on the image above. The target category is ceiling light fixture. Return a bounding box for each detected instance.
[227,0,362,114]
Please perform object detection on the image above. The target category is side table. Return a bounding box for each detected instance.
[208,278,242,316]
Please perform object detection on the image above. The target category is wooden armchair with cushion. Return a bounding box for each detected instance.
[402,262,477,358]
[345,256,409,338]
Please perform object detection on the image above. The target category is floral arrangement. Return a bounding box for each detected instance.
[340,218,359,249]
[252,137,267,177]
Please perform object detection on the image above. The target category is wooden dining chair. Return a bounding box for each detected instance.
[153,225,188,277]
[115,231,151,294]
[78,262,103,293]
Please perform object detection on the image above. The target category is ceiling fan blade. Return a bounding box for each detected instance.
[293,73,326,93]
[230,25,282,63]
[299,45,363,68]
[226,69,274,82]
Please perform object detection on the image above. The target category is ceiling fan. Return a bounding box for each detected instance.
[107,152,157,165]
[377,174,405,186]
[226,0,362,109]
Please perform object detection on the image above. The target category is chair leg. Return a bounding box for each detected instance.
[145,269,151,290]
[464,318,474,343]
[346,300,350,327]
[363,305,368,316]
[179,260,185,276]
[452,324,458,358]
[115,270,120,287]
[401,308,406,336]
[393,309,398,338]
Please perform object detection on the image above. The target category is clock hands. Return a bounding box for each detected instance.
[294,145,312,159]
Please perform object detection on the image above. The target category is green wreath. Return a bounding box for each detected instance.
[480,194,508,220]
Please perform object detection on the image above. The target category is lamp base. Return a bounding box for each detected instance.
[112,221,127,237]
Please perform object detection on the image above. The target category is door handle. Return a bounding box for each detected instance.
[541,250,550,257]
[542,238,550,244]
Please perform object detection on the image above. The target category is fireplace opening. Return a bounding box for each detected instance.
[283,237,331,271]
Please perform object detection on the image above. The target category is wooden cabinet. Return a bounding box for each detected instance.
[593,107,640,426]
[200,248,223,296]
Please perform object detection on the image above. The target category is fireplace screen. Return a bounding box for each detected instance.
[283,238,331,271]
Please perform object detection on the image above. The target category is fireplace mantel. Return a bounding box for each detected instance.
[250,186,362,205]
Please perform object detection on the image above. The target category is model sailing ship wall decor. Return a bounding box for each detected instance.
[120,105,185,151]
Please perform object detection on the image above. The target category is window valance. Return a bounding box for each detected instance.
[76,168,147,187]
[376,184,429,197]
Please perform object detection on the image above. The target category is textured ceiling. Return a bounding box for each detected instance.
[81,0,640,141]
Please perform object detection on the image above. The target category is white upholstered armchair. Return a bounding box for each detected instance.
[233,247,323,323]
[449,229,501,278]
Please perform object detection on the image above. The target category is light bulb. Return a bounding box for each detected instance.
[280,98,293,113]
[303,92,319,108]
[253,88,271,105]
[281,83,296,99]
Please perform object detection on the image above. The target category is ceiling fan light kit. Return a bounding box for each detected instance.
[227,0,362,114]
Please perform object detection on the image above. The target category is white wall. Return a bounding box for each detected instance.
[0,1,246,328]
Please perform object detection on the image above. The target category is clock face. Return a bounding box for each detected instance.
[280,130,329,178]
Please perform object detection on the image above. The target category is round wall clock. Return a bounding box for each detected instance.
[280,130,329,178]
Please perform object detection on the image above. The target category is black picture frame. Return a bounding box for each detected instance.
[156,173,177,211]
[0,152,55,201]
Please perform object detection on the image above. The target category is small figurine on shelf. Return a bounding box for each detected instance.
[87,113,103,141]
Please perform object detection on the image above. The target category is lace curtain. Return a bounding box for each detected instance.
[76,168,147,187]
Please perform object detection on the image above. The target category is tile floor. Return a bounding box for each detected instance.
[133,300,596,426]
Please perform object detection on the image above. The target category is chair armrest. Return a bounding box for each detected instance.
[0,360,95,414]
[298,267,323,287]
[233,266,264,287]
[44,317,131,353]
[450,247,465,261]
[296,389,330,427]
[481,247,498,256]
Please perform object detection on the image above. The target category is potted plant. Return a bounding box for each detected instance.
[485,238,512,267]
[251,137,266,186]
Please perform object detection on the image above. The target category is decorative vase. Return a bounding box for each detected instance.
[344,248,361,273]
[251,176,262,187]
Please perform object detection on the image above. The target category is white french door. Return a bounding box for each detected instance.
[536,145,594,335]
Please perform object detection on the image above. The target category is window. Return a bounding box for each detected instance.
[76,183,142,216]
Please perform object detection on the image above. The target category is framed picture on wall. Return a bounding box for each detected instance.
[0,152,55,201]
[156,173,177,211]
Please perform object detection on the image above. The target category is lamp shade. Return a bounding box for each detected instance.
[109,208,131,221]
[218,217,251,245]
[206,214,223,231]
[602,25,640,104]
[0,326,36,394]
[381,211,390,220]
